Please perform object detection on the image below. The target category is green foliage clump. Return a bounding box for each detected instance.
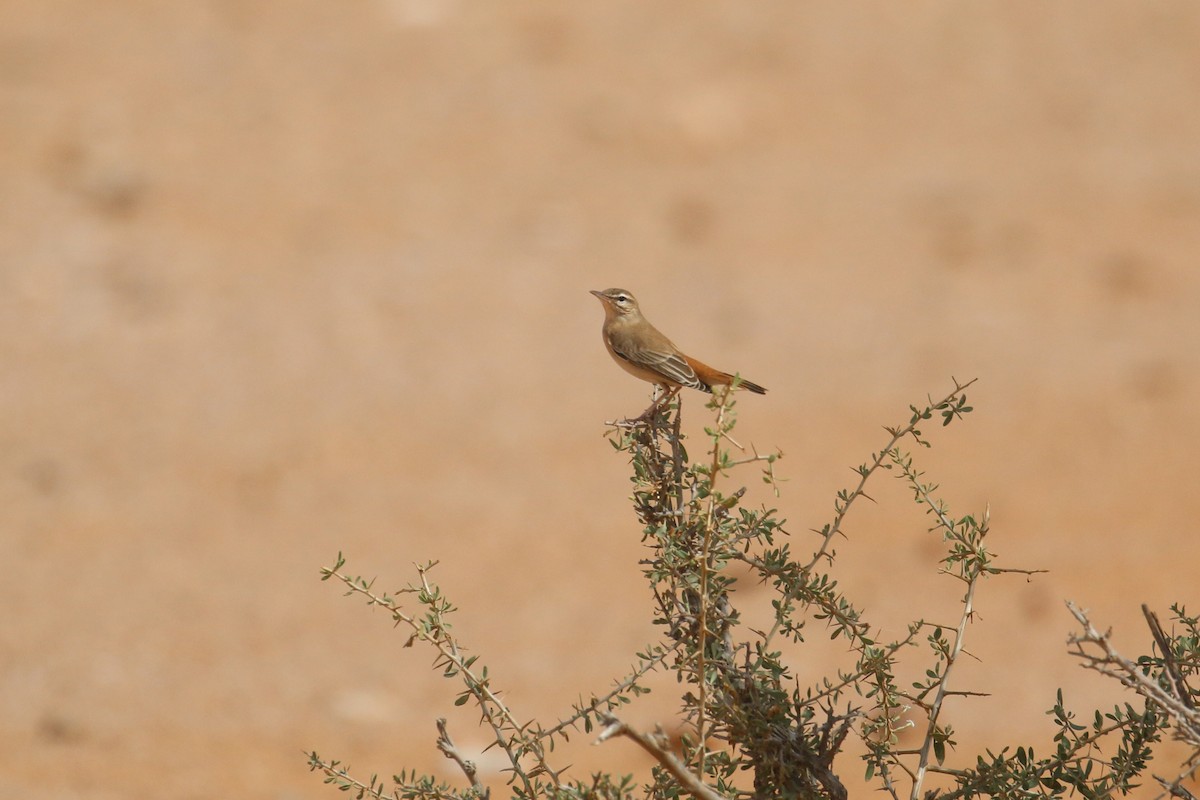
[308,380,1200,799]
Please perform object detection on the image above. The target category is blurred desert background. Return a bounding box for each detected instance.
[3,2,1200,798]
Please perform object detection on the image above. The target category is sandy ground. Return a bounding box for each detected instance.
[3,2,1200,797]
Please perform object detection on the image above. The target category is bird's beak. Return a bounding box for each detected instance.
[589,289,607,302]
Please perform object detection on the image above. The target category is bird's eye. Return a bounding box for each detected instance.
[616,295,628,303]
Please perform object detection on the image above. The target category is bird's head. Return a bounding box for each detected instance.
[590,288,641,319]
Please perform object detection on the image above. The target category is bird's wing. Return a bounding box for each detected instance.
[610,334,706,390]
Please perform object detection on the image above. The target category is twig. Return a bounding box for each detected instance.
[308,752,459,800]
[1144,604,1196,711]
[1156,773,1199,800]
[695,393,736,778]
[898,479,990,797]
[321,561,553,794]
[1067,602,1200,748]
[754,379,979,652]
[537,643,675,741]
[670,398,685,513]
[595,715,730,800]
[308,755,386,799]
[803,378,977,575]
[910,572,979,800]
[798,625,923,711]
[436,718,487,797]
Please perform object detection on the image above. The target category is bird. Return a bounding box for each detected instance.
[590,287,766,418]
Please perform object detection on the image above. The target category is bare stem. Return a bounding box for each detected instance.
[695,394,734,777]
[910,577,978,800]
[1067,602,1200,748]
[437,718,487,796]
[595,715,731,800]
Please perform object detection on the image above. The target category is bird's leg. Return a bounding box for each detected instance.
[633,385,680,422]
